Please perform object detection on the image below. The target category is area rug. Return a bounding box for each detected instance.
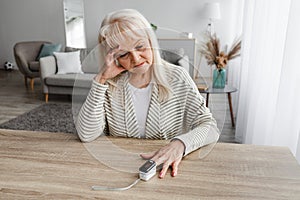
[0,103,76,134]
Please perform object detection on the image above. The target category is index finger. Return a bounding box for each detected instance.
[105,46,121,64]
[151,153,166,167]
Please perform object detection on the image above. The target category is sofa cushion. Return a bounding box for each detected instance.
[177,55,190,73]
[54,51,83,74]
[36,43,61,61]
[65,46,88,63]
[28,61,40,71]
[160,48,185,65]
[45,73,95,88]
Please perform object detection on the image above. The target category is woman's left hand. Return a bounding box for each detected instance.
[140,140,185,178]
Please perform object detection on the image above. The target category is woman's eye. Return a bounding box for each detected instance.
[136,44,144,50]
[119,52,129,58]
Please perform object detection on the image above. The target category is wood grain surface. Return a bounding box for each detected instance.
[1,129,300,199]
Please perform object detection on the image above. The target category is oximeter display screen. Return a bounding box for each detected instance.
[139,160,155,173]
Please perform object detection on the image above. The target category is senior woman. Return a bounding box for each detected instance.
[76,9,220,179]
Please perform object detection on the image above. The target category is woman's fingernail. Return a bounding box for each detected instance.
[172,172,176,177]
[159,172,163,178]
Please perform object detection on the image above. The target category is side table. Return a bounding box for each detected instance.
[198,85,238,127]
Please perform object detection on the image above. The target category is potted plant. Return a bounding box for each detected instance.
[200,33,241,88]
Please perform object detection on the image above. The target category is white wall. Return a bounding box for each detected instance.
[0,0,243,78]
[0,0,65,68]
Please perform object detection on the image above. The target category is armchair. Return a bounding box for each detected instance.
[13,41,51,90]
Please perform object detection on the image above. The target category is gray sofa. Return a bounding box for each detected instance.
[39,49,189,102]
[39,55,95,102]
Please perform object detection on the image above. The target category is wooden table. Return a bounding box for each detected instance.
[199,85,238,127]
[1,129,300,199]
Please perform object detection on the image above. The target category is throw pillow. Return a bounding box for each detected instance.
[177,55,190,73]
[65,46,87,63]
[36,43,62,61]
[160,48,185,64]
[54,51,83,74]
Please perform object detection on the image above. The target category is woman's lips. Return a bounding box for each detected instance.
[135,62,145,67]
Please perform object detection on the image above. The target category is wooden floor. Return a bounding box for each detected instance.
[0,69,69,124]
[0,69,237,143]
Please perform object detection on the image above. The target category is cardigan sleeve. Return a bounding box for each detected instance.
[174,112,220,156]
[75,79,108,142]
[172,69,220,155]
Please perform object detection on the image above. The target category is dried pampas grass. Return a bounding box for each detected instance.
[200,33,241,69]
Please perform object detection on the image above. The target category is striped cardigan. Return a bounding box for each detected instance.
[76,63,219,155]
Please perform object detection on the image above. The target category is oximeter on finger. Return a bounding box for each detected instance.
[139,160,156,181]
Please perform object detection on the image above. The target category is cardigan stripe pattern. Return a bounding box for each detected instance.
[76,64,220,155]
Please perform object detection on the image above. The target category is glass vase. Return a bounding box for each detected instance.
[213,68,226,88]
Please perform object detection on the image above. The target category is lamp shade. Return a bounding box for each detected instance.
[201,3,221,20]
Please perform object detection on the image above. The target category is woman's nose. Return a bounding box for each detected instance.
[130,51,140,63]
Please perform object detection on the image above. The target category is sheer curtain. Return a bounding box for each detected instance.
[235,0,300,163]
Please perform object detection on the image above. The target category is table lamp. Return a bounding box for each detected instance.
[202,2,221,35]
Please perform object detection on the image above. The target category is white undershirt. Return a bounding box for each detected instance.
[128,83,152,138]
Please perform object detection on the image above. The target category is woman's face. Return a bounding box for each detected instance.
[114,37,153,75]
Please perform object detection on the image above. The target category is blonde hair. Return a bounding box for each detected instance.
[98,9,171,102]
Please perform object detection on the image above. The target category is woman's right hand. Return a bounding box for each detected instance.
[95,46,126,84]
